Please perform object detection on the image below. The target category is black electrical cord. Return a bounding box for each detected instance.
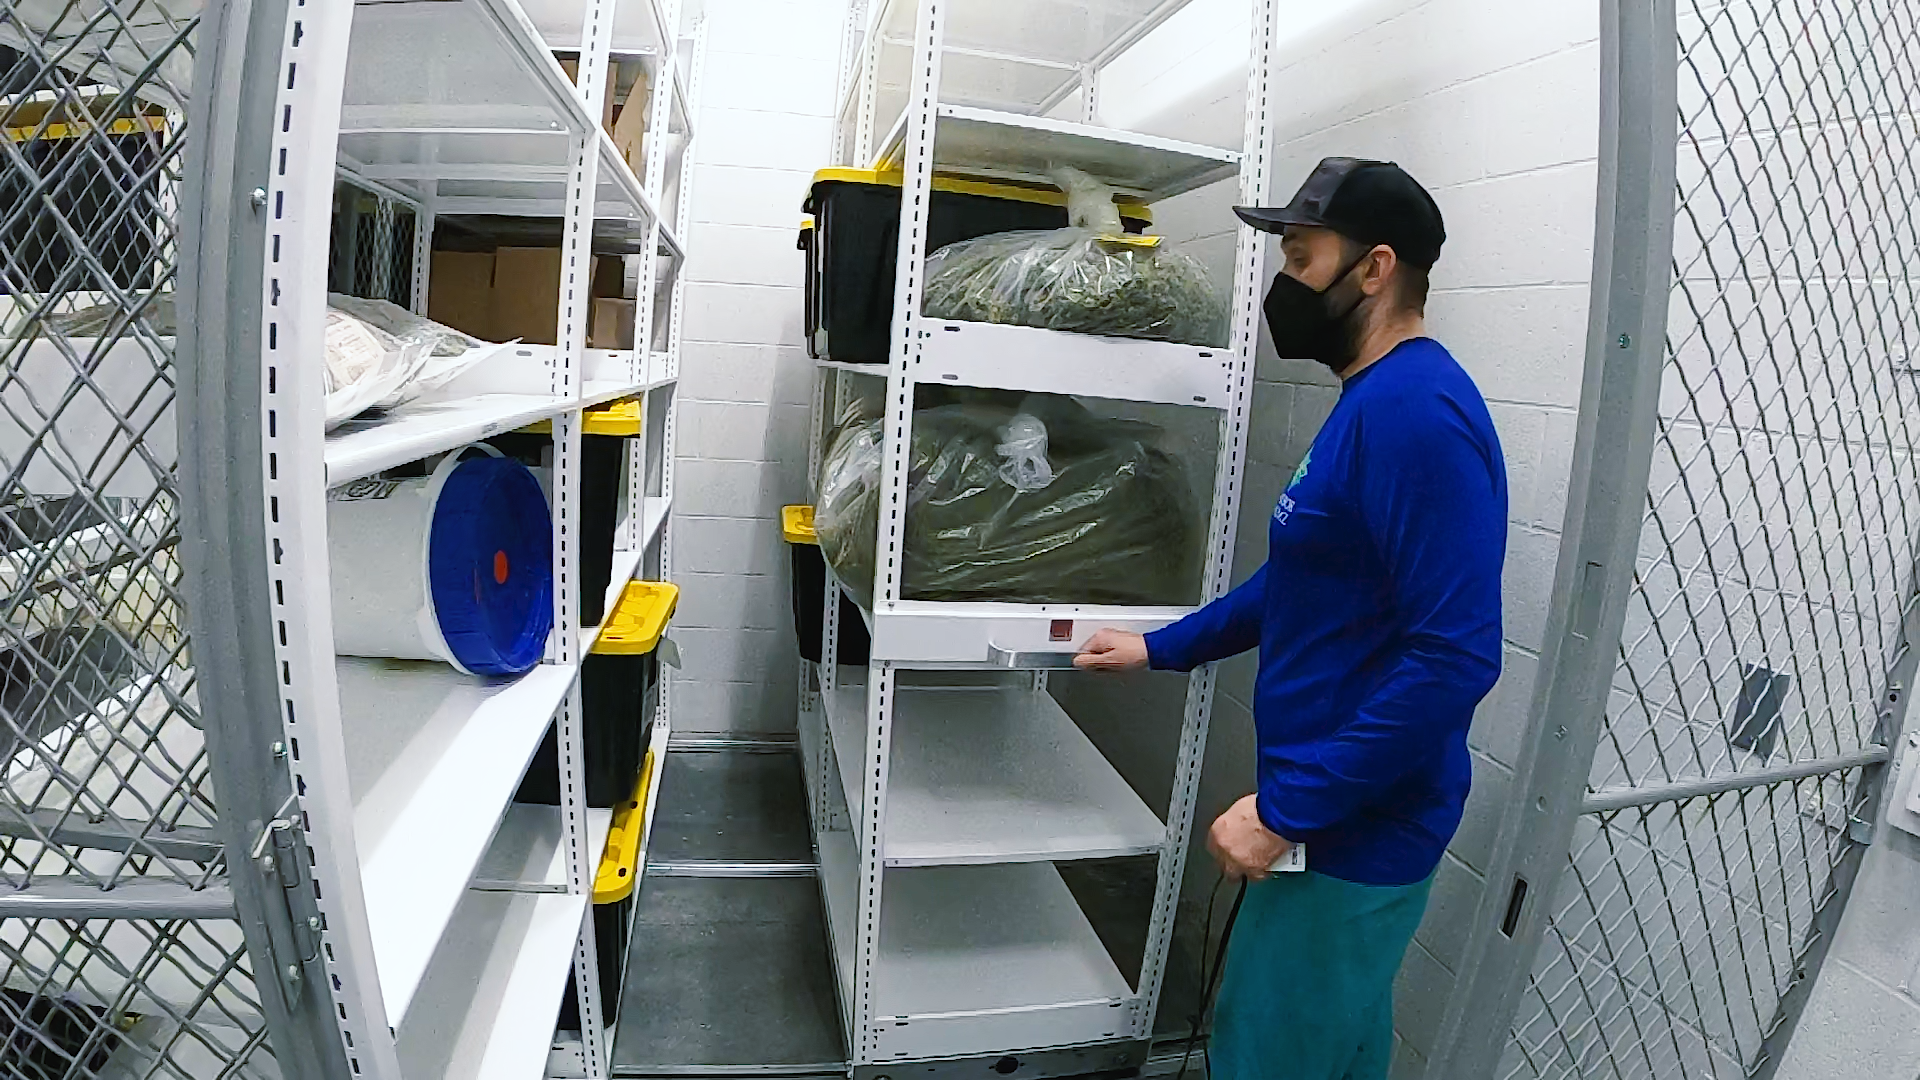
[1174,871,1248,1080]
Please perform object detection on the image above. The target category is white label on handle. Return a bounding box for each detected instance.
[1271,844,1307,873]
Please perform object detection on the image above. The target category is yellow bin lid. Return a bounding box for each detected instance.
[520,396,644,437]
[810,166,1152,224]
[782,505,817,545]
[593,581,678,655]
[593,754,651,903]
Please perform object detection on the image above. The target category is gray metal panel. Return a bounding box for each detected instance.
[645,747,815,864]
[611,876,846,1073]
[1420,1,1681,1075]
[0,809,223,863]
[0,878,235,920]
[175,0,357,1072]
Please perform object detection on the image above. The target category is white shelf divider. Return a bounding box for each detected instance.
[472,803,615,892]
[817,827,860,1024]
[337,657,578,1024]
[394,889,589,1080]
[824,683,867,848]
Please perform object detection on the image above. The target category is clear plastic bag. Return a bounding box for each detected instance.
[328,294,483,357]
[920,167,1229,347]
[322,298,520,428]
[327,293,515,400]
[815,393,1201,609]
[323,308,430,430]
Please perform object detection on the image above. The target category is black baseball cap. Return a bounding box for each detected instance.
[1234,157,1446,269]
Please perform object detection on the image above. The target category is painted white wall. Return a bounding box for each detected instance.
[672,0,847,733]
[1077,1,1602,1075]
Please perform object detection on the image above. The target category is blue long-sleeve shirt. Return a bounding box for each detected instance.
[1146,337,1506,886]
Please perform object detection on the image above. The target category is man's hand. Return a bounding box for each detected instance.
[1073,629,1149,671]
[1208,794,1293,880]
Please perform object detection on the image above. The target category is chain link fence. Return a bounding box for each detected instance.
[0,1,280,1075]
[1502,0,1920,1076]
[328,180,416,308]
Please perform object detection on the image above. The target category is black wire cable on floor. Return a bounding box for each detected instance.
[1175,871,1247,1080]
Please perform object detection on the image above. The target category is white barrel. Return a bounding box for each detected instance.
[327,449,471,667]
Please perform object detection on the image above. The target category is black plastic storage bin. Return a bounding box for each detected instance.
[515,581,675,807]
[801,168,1150,364]
[485,421,630,627]
[555,774,645,1031]
[783,505,870,665]
[556,893,634,1030]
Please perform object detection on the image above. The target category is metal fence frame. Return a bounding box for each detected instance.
[0,0,336,1070]
[174,0,355,1070]
[1422,0,1681,1074]
[1431,0,1920,1076]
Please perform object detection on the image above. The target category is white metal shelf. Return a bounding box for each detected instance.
[326,355,667,487]
[521,0,671,60]
[394,888,589,1080]
[811,855,1135,1055]
[825,679,1163,865]
[877,861,1132,1013]
[338,0,660,226]
[338,657,578,1025]
[915,319,1231,407]
[324,394,568,487]
[862,598,1193,665]
[874,105,1239,201]
[472,802,615,892]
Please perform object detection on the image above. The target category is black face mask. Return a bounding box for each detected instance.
[1263,253,1371,373]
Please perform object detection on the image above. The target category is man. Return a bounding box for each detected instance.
[1075,157,1506,1080]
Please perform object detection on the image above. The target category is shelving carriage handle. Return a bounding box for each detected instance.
[986,644,1081,669]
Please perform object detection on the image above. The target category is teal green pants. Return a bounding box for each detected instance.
[1209,870,1434,1080]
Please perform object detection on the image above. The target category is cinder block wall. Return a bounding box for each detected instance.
[1048,2,1603,1074]
[671,0,847,733]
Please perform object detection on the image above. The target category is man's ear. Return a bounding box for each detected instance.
[1361,245,1397,296]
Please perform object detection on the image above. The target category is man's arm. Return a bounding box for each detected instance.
[1142,563,1269,672]
[1257,404,1504,839]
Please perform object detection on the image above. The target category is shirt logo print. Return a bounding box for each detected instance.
[1275,449,1311,526]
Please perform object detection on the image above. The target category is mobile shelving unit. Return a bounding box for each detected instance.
[34,0,708,1072]
[795,0,1283,1075]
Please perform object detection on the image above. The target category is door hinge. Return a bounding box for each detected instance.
[250,797,322,1005]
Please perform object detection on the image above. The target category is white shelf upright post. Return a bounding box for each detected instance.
[558,0,615,1072]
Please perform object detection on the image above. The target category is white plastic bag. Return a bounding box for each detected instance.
[1054,166,1123,234]
[994,413,1054,492]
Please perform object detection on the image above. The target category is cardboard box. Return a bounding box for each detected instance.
[427,251,497,340]
[426,246,615,347]
[592,255,628,300]
[490,246,566,345]
[558,56,621,132]
[610,66,651,177]
[589,298,637,350]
